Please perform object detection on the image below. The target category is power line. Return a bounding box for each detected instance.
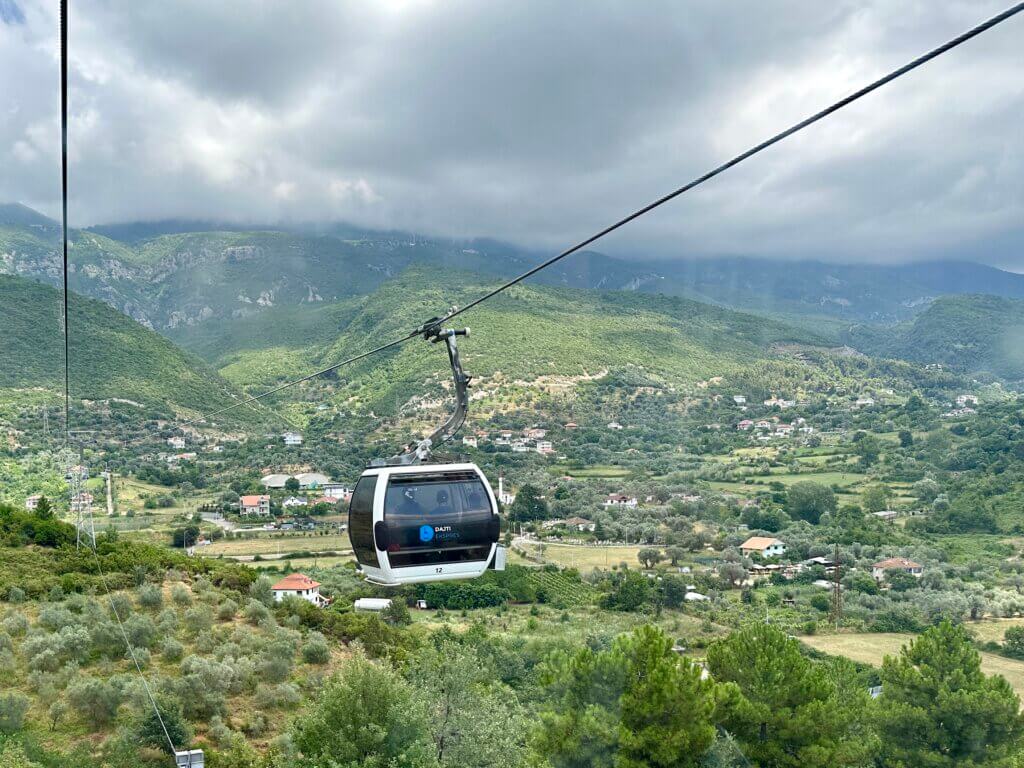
[181,331,417,425]
[188,1,1024,425]
[60,0,70,445]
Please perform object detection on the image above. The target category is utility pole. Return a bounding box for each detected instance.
[830,542,843,629]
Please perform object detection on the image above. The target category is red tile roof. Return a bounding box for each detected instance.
[240,494,268,506]
[272,573,321,591]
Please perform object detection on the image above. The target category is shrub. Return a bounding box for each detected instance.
[0,691,30,734]
[5,587,25,604]
[302,640,331,665]
[137,584,164,610]
[161,638,185,662]
[171,584,193,607]
[255,682,302,710]
[1,612,28,636]
[108,593,134,621]
[250,576,274,607]
[124,614,157,649]
[243,599,271,625]
[183,605,215,637]
[217,599,238,621]
[67,677,122,727]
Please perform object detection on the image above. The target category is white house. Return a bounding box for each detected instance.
[167,436,186,450]
[607,421,624,430]
[283,496,308,509]
[536,441,554,454]
[732,395,746,405]
[603,493,638,508]
[272,573,327,606]
[524,428,547,439]
[512,442,530,453]
[854,396,875,408]
[462,436,478,448]
[322,483,351,500]
[956,394,979,406]
[25,494,41,511]
[739,536,786,558]
[240,494,271,516]
[737,419,754,431]
[872,557,923,581]
[282,432,303,446]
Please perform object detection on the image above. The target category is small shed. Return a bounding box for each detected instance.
[354,598,393,612]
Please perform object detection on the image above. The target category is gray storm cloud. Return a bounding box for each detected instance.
[1,0,1021,265]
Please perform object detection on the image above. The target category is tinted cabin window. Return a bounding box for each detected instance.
[383,471,495,567]
[348,476,378,567]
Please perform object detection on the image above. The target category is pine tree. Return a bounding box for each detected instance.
[876,620,1024,767]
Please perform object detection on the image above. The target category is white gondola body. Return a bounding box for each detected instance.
[348,463,500,586]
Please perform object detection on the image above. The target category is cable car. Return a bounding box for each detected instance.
[349,321,505,586]
[349,463,501,585]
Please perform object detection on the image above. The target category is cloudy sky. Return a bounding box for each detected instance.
[1,0,1022,265]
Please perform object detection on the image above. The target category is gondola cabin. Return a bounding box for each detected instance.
[349,463,502,586]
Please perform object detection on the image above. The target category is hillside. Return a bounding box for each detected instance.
[170,266,832,414]
[0,274,260,419]
[7,204,1024,330]
[843,295,1024,380]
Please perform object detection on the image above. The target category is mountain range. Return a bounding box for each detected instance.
[5,202,1024,331]
[2,202,1023,416]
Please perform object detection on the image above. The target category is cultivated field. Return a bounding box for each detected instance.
[515,539,643,571]
[203,532,351,556]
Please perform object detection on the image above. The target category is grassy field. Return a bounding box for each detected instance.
[803,631,1024,698]
[204,532,351,556]
[515,539,643,570]
[114,476,218,518]
[549,464,633,479]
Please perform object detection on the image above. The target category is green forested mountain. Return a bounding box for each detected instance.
[169,266,831,413]
[844,295,1024,380]
[0,274,256,418]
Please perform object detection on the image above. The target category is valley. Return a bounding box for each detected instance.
[3,208,1024,766]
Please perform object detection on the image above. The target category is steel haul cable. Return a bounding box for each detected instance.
[58,0,179,759]
[186,1,1024,425]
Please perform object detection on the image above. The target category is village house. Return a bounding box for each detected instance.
[942,407,977,418]
[737,419,754,430]
[854,396,875,408]
[536,441,555,455]
[775,424,794,436]
[607,421,624,430]
[282,496,307,508]
[25,494,41,511]
[524,428,547,439]
[754,419,773,430]
[309,496,337,508]
[541,519,566,529]
[956,394,979,406]
[240,494,271,516]
[732,395,746,405]
[740,536,786,558]
[872,510,899,522]
[512,442,530,453]
[563,422,579,430]
[167,436,186,450]
[872,557,923,581]
[462,435,478,448]
[322,483,351,500]
[603,493,638,508]
[282,431,303,446]
[271,573,328,607]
